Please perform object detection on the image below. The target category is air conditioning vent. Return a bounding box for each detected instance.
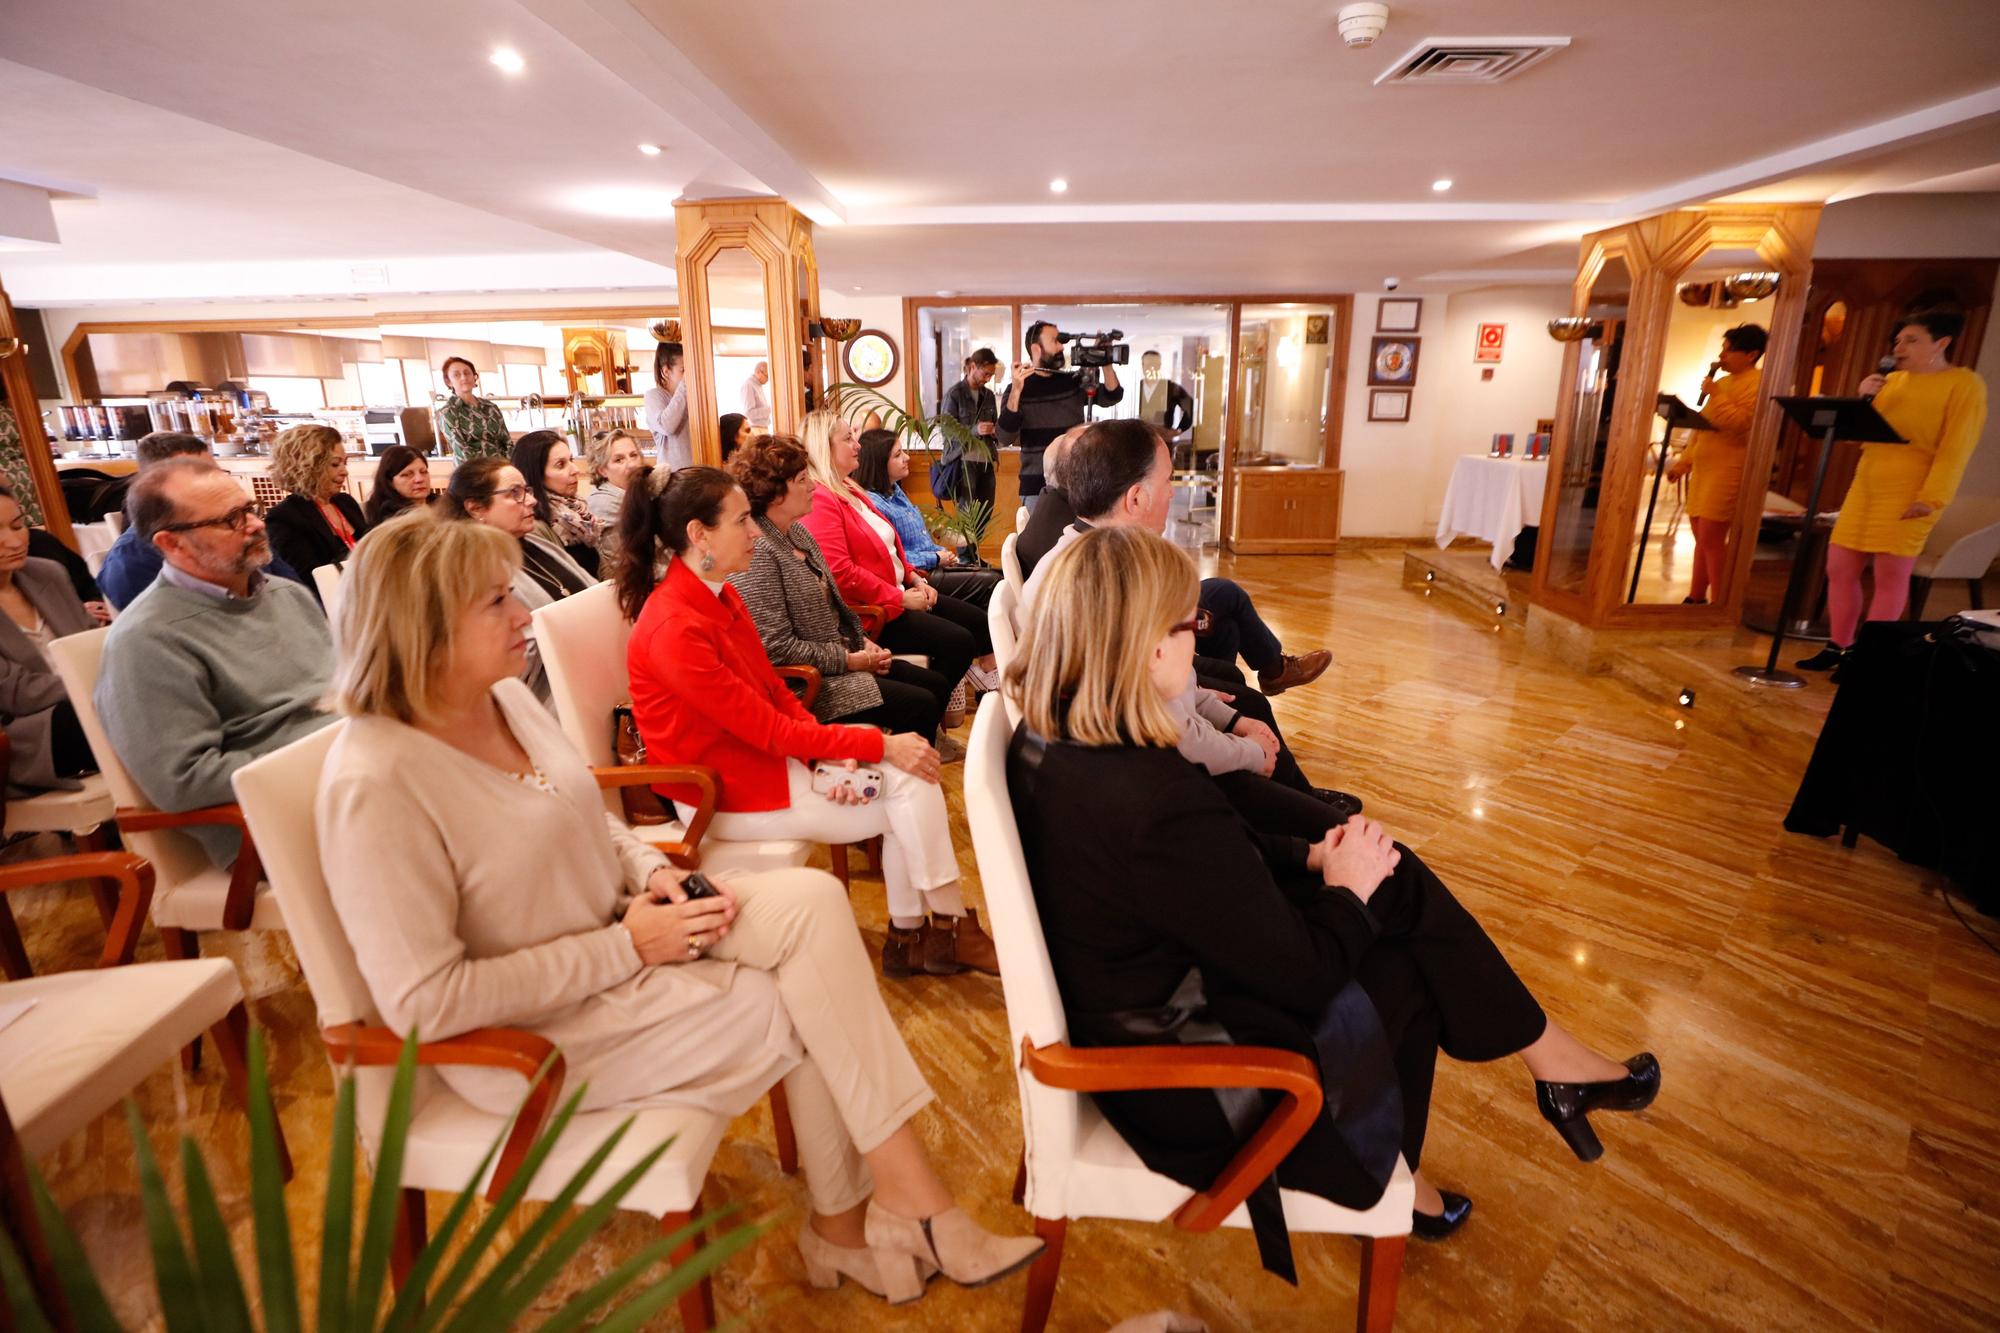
[1373,37,1570,87]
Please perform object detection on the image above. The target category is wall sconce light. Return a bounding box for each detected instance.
[815,317,862,341]
[1277,333,1301,371]
[0,337,24,360]
[1722,272,1779,301]
[1546,317,1596,342]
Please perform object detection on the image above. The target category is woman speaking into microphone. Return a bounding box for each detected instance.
[1667,324,1765,604]
[1796,310,1987,672]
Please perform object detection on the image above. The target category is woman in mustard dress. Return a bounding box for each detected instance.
[1667,324,1764,604]
[1796,310,1988,671]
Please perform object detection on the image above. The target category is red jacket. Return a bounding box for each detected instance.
[628,560,885,812]
[797,483,911,622]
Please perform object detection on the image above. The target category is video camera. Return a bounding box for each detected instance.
[1058,329,1130,369]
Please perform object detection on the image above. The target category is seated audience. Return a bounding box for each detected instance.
[0,481,104,796]
[619,466,997,978]
[264,424,371,605]
[719,412,753,464]
[99,432,304,609]
[362,443,436,528]
[855,428,1003,610]
[443,458,596,702]
[584,427,647,574]
[318,511,1041,1303]
[513,429,603,578]
[1007,525,1660,1265]
[797,411,981,713]
[728,434,950,744]
[1019,424,1329,695]
[1022,419,1359,823]
[96,458,334,866]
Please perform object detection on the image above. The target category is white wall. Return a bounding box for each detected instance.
[1338,287,1570,538]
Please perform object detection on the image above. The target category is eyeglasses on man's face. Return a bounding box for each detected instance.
[159,502,261,535]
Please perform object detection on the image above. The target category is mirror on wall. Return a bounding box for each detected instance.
[1623,247,1777,605]
[916,305,1013,417]
[1232,304,1330,470]
[1542,255,1632,595]
[702,247,771,427]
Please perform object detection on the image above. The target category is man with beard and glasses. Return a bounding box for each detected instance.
[96,457,337,868]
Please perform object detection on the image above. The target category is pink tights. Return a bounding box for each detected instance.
[1688,518,1731,602]
[1825,544,1917,647]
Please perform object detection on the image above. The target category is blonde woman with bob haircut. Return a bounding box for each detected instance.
[263,422,369,606]
[796,410,981,730]
[317,508,1041,1305]
[583,426,648,569]
[1005,526,1660,1264]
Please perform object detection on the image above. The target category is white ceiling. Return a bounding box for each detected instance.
[1,0,1997,307]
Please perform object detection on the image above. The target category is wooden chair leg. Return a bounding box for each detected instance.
[389,1187,428,1292]
[1011,1151,1026,1206]
[864,836,883,873]
[209,1001,293,1182]
[1841,825,1860,849]
[660,1197,716,1333]
[86,881,119,931]
[1019,1216,1067,1333]
[1969,578,1984,611]
[160,928,203,1073]
[767,1083,798,1175]
[1356,1234,1407,1333]
[830,843,850,892]
[1907,575,1932,622]
[0,898,33,981]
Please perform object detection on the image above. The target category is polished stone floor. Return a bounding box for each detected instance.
[13,547,2000,1330]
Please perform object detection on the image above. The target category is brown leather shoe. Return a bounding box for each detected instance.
[942,909,1000,975]
[1257,648,1332,696]
[882,924,927,978]
[920,918,966,975]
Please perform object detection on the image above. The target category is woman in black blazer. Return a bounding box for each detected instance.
[1003,527,1659,1272]
[264,423,370,607]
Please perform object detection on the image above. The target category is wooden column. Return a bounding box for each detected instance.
[0,276,75,547]
[672,197,820,465]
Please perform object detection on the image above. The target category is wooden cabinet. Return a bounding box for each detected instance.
[1227,468,1342,553]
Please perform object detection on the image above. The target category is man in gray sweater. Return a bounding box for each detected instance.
[96,458,336,866]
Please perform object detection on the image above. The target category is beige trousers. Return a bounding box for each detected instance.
[708,866,935,1214]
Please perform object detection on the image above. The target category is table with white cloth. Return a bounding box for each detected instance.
[1435,454,1551,571]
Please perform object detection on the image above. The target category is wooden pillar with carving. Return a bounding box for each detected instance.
[672,197,821,466]
[0,277,75,548]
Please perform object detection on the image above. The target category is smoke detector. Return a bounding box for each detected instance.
[1337,3,1389,48]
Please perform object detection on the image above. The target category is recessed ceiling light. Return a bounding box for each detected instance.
[637,143,662,156]
[936,290,956,298]
[1432,177,1453,192]
[490,47,525,74]
[1049,178,1069,194]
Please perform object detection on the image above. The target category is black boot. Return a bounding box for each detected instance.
[1793,644,1846,672]
[1536,1053,1661,1163]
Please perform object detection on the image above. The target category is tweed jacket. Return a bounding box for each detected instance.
[727,516,881,723]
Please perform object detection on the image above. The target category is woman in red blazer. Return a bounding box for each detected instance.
[797,412,981,716]
[622,465,998,977]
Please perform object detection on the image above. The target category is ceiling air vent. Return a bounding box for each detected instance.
[1373,37,1570,87]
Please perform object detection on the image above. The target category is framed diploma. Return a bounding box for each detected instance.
[1367,388,1411,422]
[1376,297,1423,333]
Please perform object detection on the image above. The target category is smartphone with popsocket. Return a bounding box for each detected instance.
[811,761,885,801]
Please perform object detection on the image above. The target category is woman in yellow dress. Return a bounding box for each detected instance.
[1667,323,1764,604]
[1796,310,1988,671]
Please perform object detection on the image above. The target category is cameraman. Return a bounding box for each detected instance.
[1000,320,1122,509]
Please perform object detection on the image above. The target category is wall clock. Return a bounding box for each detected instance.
[843,329,899,387]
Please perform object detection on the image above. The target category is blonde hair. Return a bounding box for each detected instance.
[270,423,346,496]
[331,509,522,725]
[800,409,873,517]
[584,427,644,485]
[1005,526,1193,747]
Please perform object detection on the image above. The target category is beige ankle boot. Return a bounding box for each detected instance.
[863,1200,1044,1294]
[798,1220,936,1302]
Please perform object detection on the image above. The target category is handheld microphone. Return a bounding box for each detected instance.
[1866,354,1895,400]
[1697,358,1722,405]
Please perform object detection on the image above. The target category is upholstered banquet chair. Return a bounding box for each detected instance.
[1015,505,1031,534]
[1001,531,1026,597]
[0,731,146,979]
[233,724,794,1333]
[962,696,1413,1333]
[311,560,345,615]
[987,581,1024,726]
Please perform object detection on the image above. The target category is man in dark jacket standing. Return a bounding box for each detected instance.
[999,320,1122,510]
[935,348,1001,511]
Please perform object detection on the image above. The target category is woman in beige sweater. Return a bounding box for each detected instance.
[317,511,1040,1304]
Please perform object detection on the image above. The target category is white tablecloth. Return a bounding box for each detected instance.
[1435,455,1550,570]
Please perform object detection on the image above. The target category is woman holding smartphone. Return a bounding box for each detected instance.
[619,465,998,978]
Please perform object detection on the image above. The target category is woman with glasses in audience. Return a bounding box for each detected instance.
[512,429,603,578]
[319,511,1041,1307]
[264,423,371,608]
[727,433,949,746]
[618,465,998,979]
[1007,526,1661,1265]
[444,457,595,701]
[362,443,436,528]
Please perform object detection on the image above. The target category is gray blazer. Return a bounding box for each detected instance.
[728,516,881,722]
[0,557,98,796]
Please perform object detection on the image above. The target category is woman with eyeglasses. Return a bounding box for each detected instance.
[443,458,596,702]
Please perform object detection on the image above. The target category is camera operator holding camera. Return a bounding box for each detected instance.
[1000,320,1124,509]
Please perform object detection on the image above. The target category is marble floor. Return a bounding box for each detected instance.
[12,547,2000,1331]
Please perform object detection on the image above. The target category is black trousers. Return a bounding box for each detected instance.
[926,565,1000,611]
[1198,578,1284,675]
[838,661,949,742]
[1196,670,1314,793]
[876,608,977,703]
[51,701,96,779]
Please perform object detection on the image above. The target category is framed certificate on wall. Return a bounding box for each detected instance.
[1367,388,1411,422]
[1376,297,1423,333]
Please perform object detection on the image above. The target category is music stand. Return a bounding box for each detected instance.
[1734,395,1904,688]
[1628,395,1715,601]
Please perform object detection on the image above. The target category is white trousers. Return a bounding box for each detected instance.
[694,759,960,921]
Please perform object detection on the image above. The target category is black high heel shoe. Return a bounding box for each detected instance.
[1412,1190,1472,1241]
[1536,1053,1661,1163]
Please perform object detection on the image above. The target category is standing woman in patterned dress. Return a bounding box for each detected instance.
[435,356,514,462]
[1796,311,1988,671]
